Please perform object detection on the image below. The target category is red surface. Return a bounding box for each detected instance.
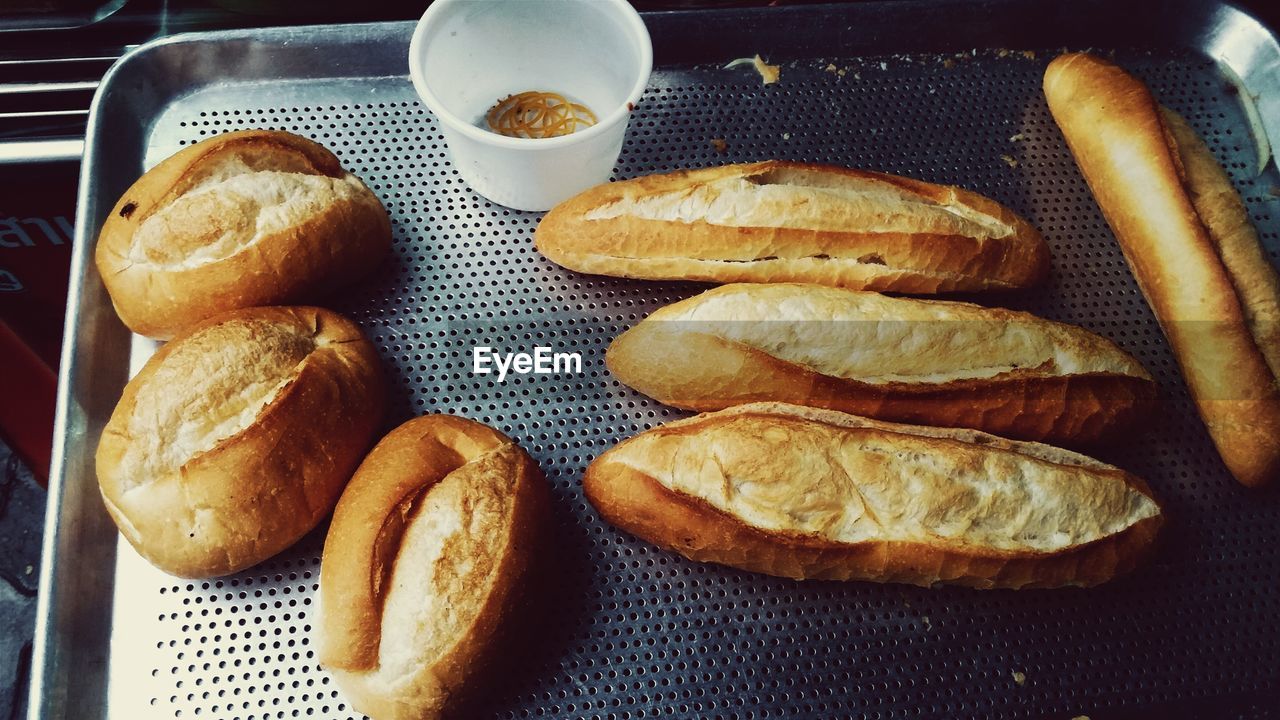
[0,319,55,483]
[0,162,78,484]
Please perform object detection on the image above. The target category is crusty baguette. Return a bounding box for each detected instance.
[1044,52,1280,487]
[317,415,548,720]
[95,306,385,578]
[95,129,392,339]
[607,283,1156,445]
[535,160,1049,293]
[584,403,1162,589]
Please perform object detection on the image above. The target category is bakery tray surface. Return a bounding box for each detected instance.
[32,2,1280,718]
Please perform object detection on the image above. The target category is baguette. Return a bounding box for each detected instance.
[96,129,392,339]
[535,160,1049,292]
[607,283,1156,445]
[1044,52,1280,487]
[317,415,548,720]
[95,306,385,578]
[583,402,1163,589]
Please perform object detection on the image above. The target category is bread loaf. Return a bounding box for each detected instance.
[534,160,1050,292]
[1044,52,1280,487]
[95,306,385,578]
[95,129,392,339]
[317,415,548,720]
[584,403,1163,589]
[607,283,1156,445]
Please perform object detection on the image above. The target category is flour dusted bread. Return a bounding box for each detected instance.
[584,403,1162,589]
[607,283,1156,445]
[1044,52,1280,487]
[535,160,1049,292]
[317,415,548,720]
[95,306,385,578]
[95,129,392,339]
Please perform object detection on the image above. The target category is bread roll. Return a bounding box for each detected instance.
[95,306,385,578]
[607,283,1156,445]
[95,129,392,339]
[534,160,1049,292]
[317,415,548,720]
[1044,52,1280,487]
[584,403,1163,589]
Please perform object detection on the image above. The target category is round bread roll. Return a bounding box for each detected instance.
[95,306,385,578]
[317,415,548,720]
[95,129,392,339]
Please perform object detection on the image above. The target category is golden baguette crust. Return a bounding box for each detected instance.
[1044,52,1280,487]
[95,306,385,578]
[606,283,1156,445]
[535,161,1049,293]
[317,415,548,720]
[1162,108,1280,378]
[584,403,1163,589]
[96,129,392,339]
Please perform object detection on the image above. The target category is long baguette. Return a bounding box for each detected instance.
[1044,52,1280,487]
[606,283,1156,445]
[535,161,1050,293]
[583,403,1163,589]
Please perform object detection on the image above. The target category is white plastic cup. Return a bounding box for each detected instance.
[409,0,653,211]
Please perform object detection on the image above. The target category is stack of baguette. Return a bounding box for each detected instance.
[535,156,1178,589]
[87,49,1280,718]
[94,130,395,577]
[93,129,552,720]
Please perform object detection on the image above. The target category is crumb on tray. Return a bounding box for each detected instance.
[1009,133,1025,142]
[725,54,780,85]
[1022,50,1037,60]
[1011,671,1026,686]
[710,138,729,154]
[1001,154,1019,168]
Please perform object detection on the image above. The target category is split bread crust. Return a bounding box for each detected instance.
[317,415,548,720]
[1044,52,1280,487]
[535,160,1050,293]
[584,402,1163,589]
[606,283,1156,445]
[95,129,392,339]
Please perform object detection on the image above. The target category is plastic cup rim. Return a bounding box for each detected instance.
[408,0,653,151]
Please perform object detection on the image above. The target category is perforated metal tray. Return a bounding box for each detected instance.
[32,2,1280,718]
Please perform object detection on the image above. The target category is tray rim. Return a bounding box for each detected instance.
[28,2,1280,718]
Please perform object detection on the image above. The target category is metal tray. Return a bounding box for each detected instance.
[32,1,1280,718]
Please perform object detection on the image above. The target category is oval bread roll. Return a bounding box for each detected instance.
[1044,53,1280,487]
[95,306,385,578]
[317,415,548,720]
[95,129,392,339]
[607,283,1157,445]
[535,160,1050,293]
[584,403,1163,589]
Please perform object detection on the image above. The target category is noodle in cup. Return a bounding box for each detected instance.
[409,0,652,211]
